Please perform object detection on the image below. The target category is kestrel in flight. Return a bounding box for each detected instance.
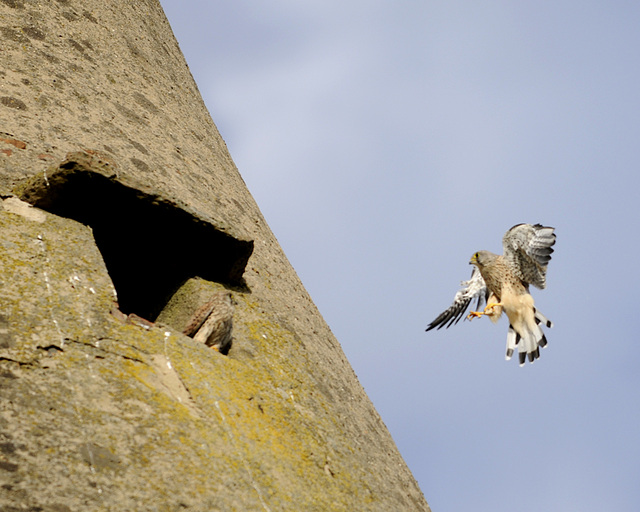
[426,224,556,365]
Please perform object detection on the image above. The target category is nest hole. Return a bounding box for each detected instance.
[17,154,253,321]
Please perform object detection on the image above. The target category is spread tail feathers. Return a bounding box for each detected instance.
[505,308,553,365]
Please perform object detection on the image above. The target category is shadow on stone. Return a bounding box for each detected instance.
[15,151,253,321]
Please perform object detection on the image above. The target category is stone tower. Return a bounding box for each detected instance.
[0,1,430,510]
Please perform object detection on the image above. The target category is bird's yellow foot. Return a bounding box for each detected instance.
[467,302,503,321]
[485,302,503,313]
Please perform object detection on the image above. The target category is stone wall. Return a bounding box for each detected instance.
[0,1,430,510]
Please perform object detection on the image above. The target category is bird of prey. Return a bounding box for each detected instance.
[426,224,556,365]
[183,290,234,354]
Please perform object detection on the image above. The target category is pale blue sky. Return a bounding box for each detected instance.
[160,2,640,510]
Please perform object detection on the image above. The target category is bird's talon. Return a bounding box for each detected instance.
[467,311,483,320]
[479,302,503,317]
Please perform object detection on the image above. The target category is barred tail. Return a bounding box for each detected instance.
[506,308,553,366]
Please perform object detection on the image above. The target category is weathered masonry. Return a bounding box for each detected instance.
[0,1,430,510]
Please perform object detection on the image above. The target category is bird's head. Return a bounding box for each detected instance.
[469,250,494,268]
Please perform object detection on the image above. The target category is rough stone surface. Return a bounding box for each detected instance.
[0,1,430,510]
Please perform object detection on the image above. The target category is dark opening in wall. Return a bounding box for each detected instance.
[16,152,253,321]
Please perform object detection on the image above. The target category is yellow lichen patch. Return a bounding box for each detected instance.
[0,204,415,510]
[153,292,378,509]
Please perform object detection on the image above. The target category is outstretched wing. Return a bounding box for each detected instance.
[502,223,556,289]
[426,266,488,331]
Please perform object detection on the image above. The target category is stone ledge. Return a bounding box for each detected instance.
[13,151,254,321]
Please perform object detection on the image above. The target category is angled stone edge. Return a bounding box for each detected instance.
[14,149,253,245]
[11,150,255,319]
